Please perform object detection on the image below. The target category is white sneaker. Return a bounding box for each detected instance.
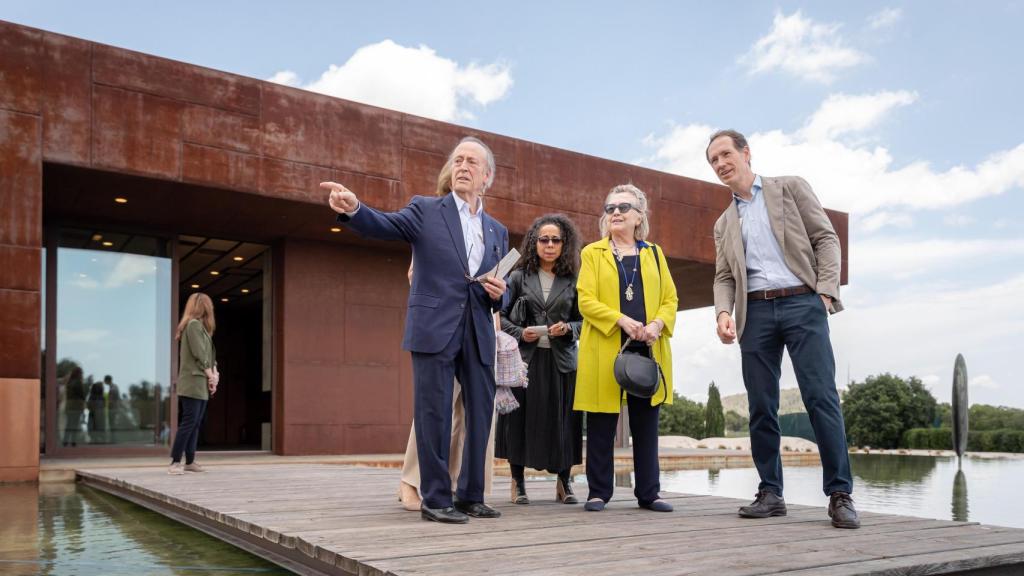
[168,463,185,475]
[184,462,205,473]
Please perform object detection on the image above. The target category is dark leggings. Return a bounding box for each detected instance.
[170,397,207,464]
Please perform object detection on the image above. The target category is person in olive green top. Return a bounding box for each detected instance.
[169,293,219,475]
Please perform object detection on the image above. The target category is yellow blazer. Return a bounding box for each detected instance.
[574,237,678,413]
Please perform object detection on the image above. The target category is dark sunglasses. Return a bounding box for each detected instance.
[537,236,563,245]
[603,202,638,215]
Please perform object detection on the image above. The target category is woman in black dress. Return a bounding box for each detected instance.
[497,213,583,504]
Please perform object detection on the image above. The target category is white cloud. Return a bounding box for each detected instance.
[853,237,1024,279]
[860,211,913,233]
[800,91,917,141]
[641,91,1024,222]
[105,255,158,288]
[943,213,976,228]
[266,70,300,86]
[739,11,868,83]
[970,374,999,390]
[869,7,903,30]
[268,40,512,122]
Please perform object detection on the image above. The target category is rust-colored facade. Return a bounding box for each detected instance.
[0,20,847,482]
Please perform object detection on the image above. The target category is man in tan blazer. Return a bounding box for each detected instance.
[708,129,859,529]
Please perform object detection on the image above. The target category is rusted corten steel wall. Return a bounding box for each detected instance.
[0,20,848,470]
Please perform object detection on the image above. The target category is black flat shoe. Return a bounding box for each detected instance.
[640,499,673,512]
[421,505,469,524]
[454,500,502,518]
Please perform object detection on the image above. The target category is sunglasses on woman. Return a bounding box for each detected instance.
[537,236,563,245]
[603,202,639,215]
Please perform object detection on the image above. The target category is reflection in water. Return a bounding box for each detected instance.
[0,484,289,575]
[849,453,937,484]
[656,454,1024,528]
[707,468,720,490]
[953,467,969,522]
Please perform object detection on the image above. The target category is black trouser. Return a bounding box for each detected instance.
[170,396,207,465]
[585,394,661,505]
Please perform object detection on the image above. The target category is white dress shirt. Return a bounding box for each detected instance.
[453,192,485,276]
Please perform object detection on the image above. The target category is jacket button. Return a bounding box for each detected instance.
[460,303,465,308]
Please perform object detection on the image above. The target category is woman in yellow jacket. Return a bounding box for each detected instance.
[575,184,678,512]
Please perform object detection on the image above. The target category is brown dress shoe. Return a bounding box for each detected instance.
[738,489,787,518]
[828,492,861,529]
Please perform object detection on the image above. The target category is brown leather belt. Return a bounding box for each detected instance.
[747,285,812,301]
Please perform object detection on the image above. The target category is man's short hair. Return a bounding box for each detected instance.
[445,136,496,191]
[705,129,749,163]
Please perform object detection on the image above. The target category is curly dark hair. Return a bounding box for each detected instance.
[515,213,581,277]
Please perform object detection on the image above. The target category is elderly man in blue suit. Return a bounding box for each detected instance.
[322,136,509,524]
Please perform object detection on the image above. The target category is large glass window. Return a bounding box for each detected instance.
[55,230,171,447]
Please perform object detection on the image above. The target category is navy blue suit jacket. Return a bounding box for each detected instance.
[338,194,509,366]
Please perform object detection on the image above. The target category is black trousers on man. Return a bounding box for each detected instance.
[411,307,496,509]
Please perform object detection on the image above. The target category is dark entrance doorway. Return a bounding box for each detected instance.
[176,236,271,451]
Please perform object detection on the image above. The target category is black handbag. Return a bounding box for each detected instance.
[613,338,667,404]
[508,295,528,325]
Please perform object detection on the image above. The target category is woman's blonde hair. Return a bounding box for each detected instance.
[598,184,651,241]
[435,160,453,196]
[176,292,216,339]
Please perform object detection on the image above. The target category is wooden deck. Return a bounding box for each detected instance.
[77,464,1024,576]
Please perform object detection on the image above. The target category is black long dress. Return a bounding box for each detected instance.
[496,269,583,474]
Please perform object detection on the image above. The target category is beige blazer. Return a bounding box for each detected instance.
[713,175,843,340]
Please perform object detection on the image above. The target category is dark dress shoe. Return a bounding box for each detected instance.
[454,500,501,518]
[583,499,606,511]
[828,492,861,529]
[738,489,787,518]
[640,499,673,512]
[421,505,469,524]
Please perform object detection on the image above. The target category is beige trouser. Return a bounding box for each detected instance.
[400,378,496,496]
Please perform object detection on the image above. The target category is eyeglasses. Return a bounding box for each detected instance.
[603,202,638,215]
[537,236,563,245]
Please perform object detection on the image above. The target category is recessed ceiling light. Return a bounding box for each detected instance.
[92,234,103,241]
[233,256,244,261]
[210,271,220,276]
[102,241,113,247]
[241,288,250,294]
[191,284,200,289]
[114,197,128,204]
[221,298,229,302]
[330,227,342,233]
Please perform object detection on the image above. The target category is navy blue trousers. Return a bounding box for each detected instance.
[412,308,496,509]
[586,394,661,505]
[741,291,852,497]
[170,396,207,465]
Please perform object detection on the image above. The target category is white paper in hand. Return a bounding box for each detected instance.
[473,248,521,282]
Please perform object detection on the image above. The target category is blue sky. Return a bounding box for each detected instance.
[8,1,1024,407]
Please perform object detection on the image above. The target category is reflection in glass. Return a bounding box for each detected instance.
[952,467,969,522]
[56,231,171,447]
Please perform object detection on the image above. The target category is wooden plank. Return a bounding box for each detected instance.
[77,464,1024,576]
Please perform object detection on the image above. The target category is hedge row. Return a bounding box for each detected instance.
[901,428,1024,453]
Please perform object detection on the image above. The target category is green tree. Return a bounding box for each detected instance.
[704,382,725,438]
[970,405,1024,431]
[659,394,705,438]
[842,373,938,449]
[725,410,749,435]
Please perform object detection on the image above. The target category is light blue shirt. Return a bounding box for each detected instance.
[453,192,485,276]
[736,176,803,292]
